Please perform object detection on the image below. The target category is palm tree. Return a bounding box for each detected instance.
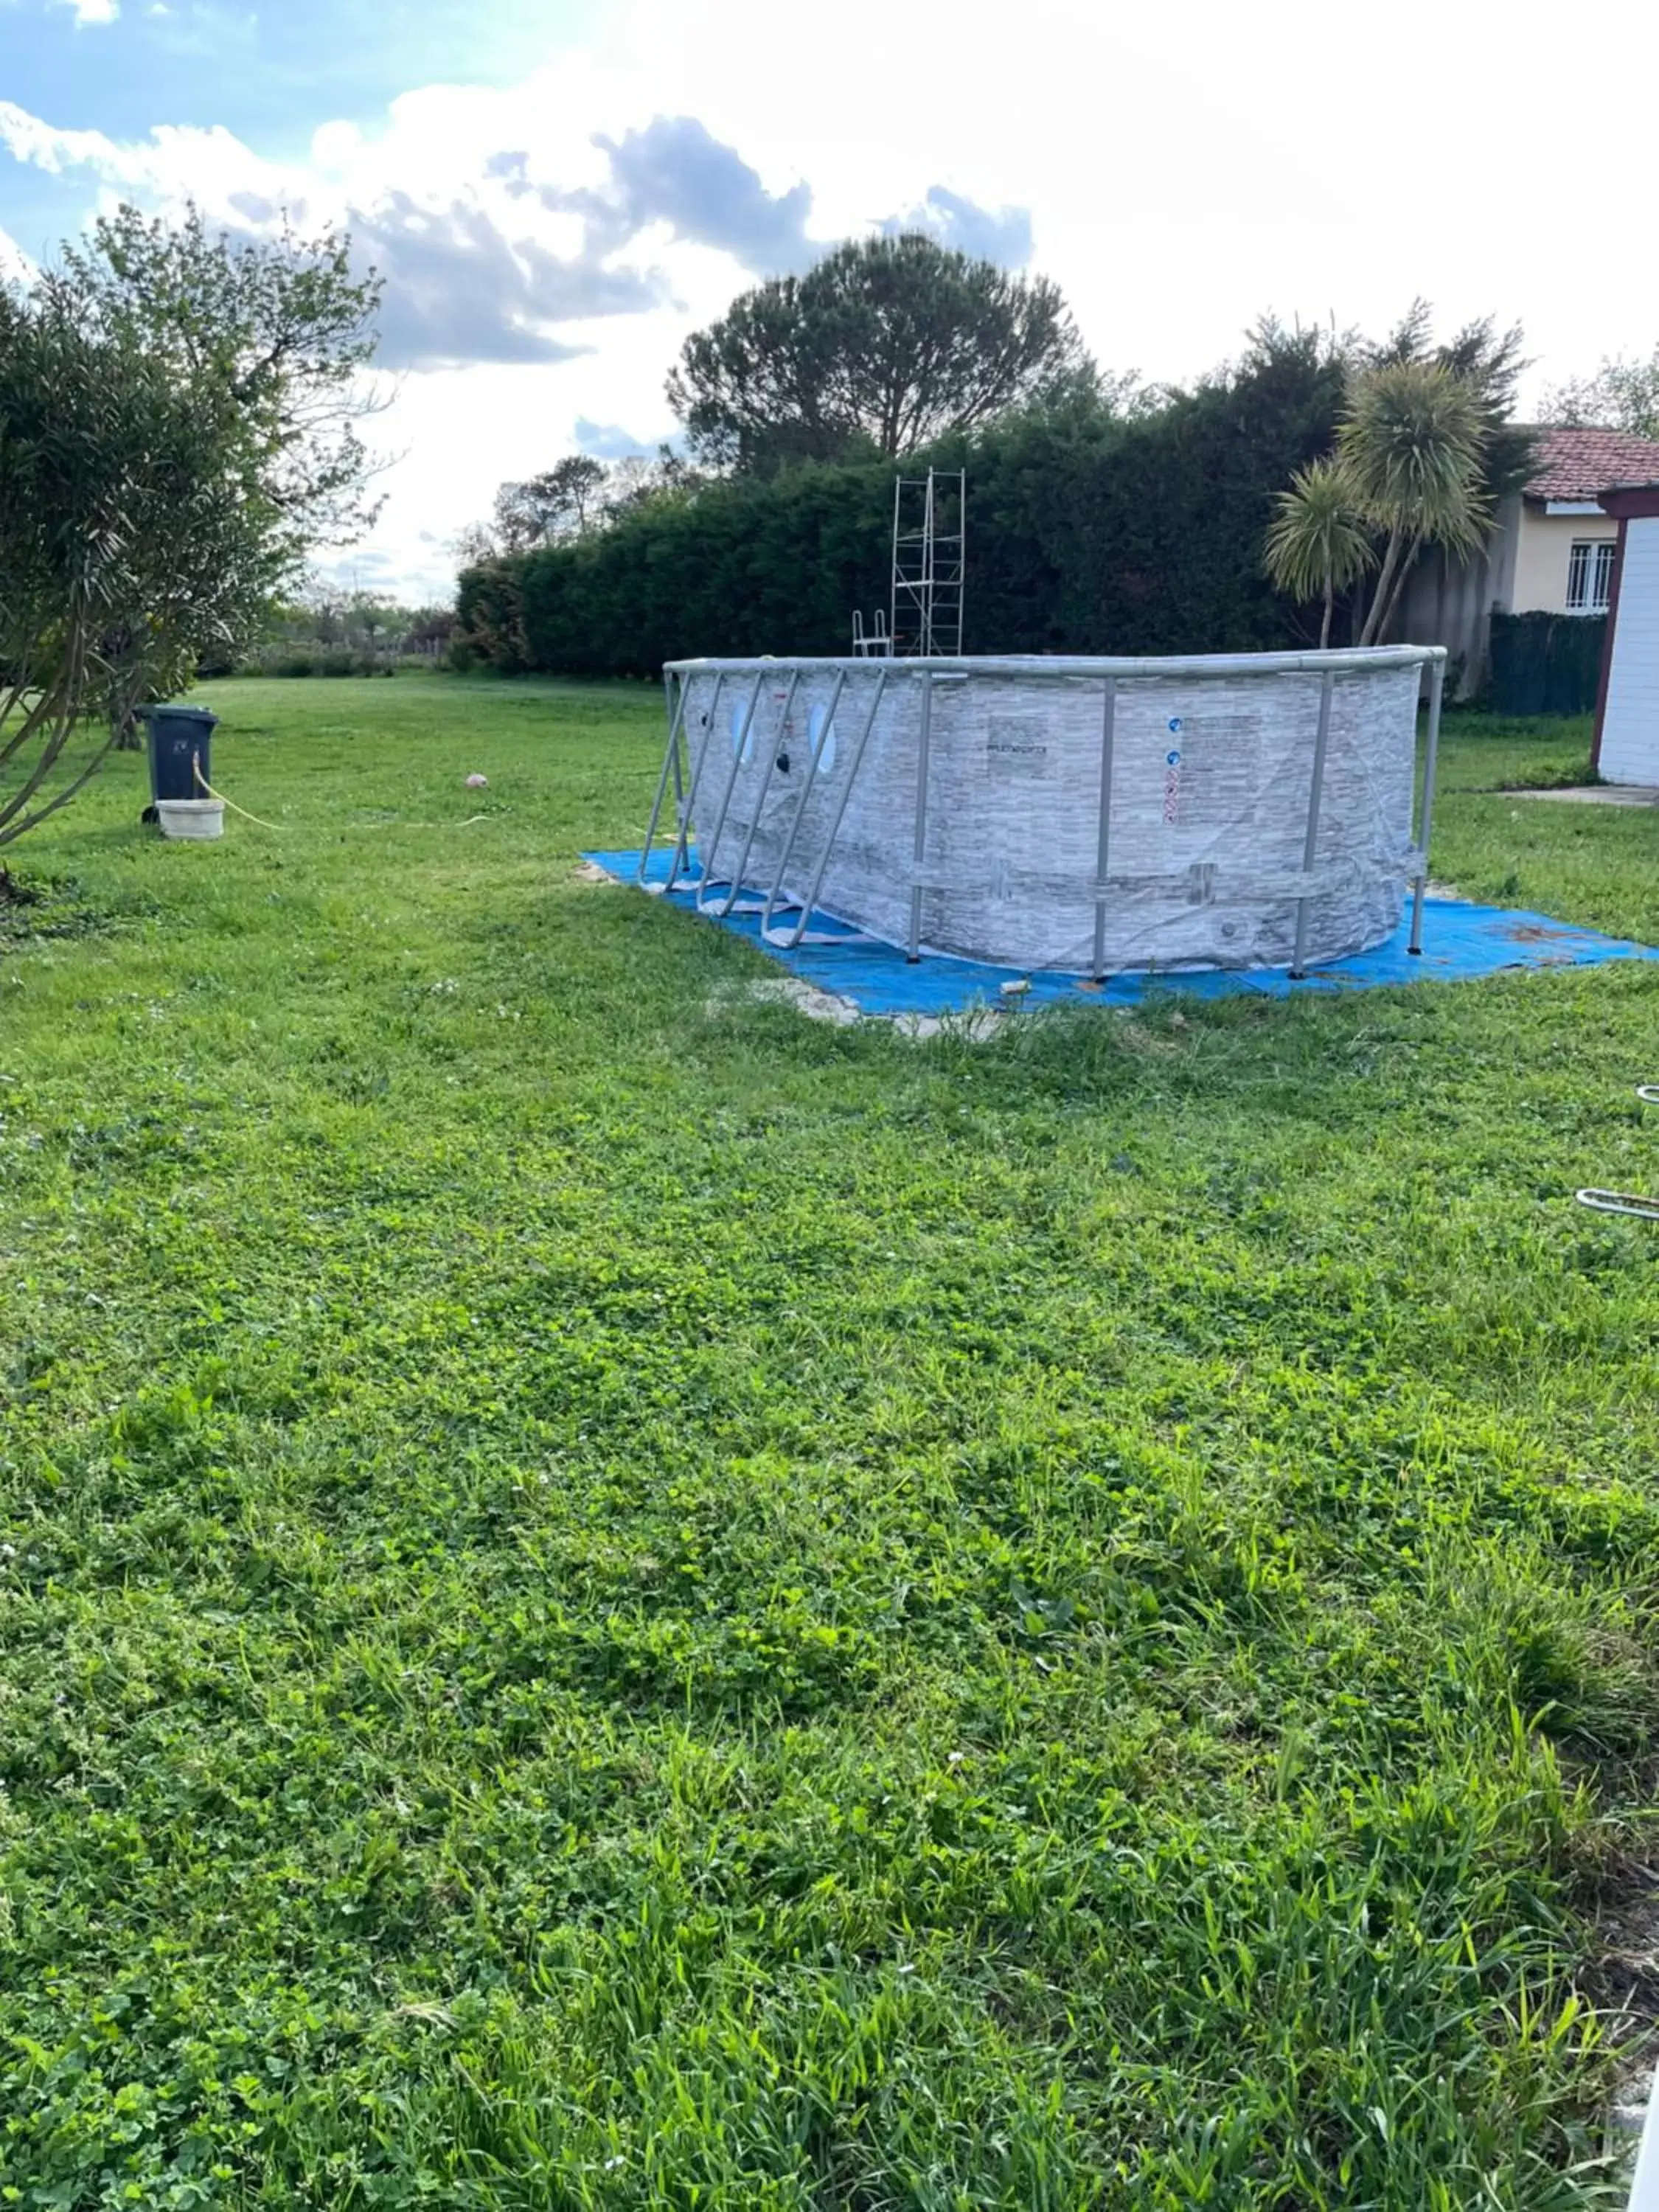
[1264,458,1376,649]
[1340,361,1491,645]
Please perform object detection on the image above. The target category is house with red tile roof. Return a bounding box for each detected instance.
[1394,425,1659,692]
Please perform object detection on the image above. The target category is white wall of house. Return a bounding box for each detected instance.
[1599,518,1659,785]
[1510,510,1618,615]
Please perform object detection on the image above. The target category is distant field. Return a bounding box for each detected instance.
[1,676,1655,2208]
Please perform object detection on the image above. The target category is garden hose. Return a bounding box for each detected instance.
[1576,1088,1659,1222]
[1576,1189,1659,1222]
[192,757,282,830]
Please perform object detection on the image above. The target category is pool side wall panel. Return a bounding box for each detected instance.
[673,655,1428,973]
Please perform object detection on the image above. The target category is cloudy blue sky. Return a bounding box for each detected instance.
[3,0,1655,599]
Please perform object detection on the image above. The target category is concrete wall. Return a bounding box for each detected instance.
[1511,510,1618,614]
[1391,493,1521,693]
[1599,517,1659,784]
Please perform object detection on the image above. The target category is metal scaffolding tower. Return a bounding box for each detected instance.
[890,468,965,657]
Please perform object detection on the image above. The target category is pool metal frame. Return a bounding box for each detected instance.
[640,648,1447,981]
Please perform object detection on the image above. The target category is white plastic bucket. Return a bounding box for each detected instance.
[156,799,224,841]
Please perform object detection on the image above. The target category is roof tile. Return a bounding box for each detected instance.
[1526,426,1659,501]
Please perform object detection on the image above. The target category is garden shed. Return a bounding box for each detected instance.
[1593,481,1659,785]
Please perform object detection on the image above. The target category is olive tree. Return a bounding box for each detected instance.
[0,285,266,846]
[61,204,383,550]
[1,206,383,846]
[55,204,383,744]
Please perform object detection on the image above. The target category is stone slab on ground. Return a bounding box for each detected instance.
[1503,785,1659,807]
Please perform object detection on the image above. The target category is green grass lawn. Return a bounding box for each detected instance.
[2,678,1658,2209]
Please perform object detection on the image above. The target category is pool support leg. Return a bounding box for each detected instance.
[906,672,934,962]
[1091,675,1119,983]
[695,671,768,914]
[1409,655,1445,956]
[783,668,891,950]
[639,672,689,883]
[761,669,846,939]
[712,669,800,917]
[664,672,725,891]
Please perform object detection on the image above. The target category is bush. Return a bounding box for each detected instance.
[1487,611,1607,716]
[453,560,531,674]
[237,645,398,678]
[453,332,1348,676]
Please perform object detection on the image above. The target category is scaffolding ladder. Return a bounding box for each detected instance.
[889,469,964,658]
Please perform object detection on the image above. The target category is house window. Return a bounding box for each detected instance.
[1567,539,1616,613]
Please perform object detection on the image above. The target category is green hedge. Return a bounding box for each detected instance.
[1487,611,1607,716]
[456,338,1348,675]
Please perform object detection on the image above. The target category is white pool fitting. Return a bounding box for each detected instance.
[642,649,1447,975]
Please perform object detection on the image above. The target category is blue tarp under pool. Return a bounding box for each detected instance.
[582,847,1659,1018]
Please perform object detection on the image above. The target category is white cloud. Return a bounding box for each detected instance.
[7,0,1659,601]
[0,101,259,198]
[310,119,362,174]
[0,225,35,284]
[56,0,120,24]
[0,75,843,596]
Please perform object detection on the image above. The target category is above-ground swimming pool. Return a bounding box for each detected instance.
[641,648,1447,975]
